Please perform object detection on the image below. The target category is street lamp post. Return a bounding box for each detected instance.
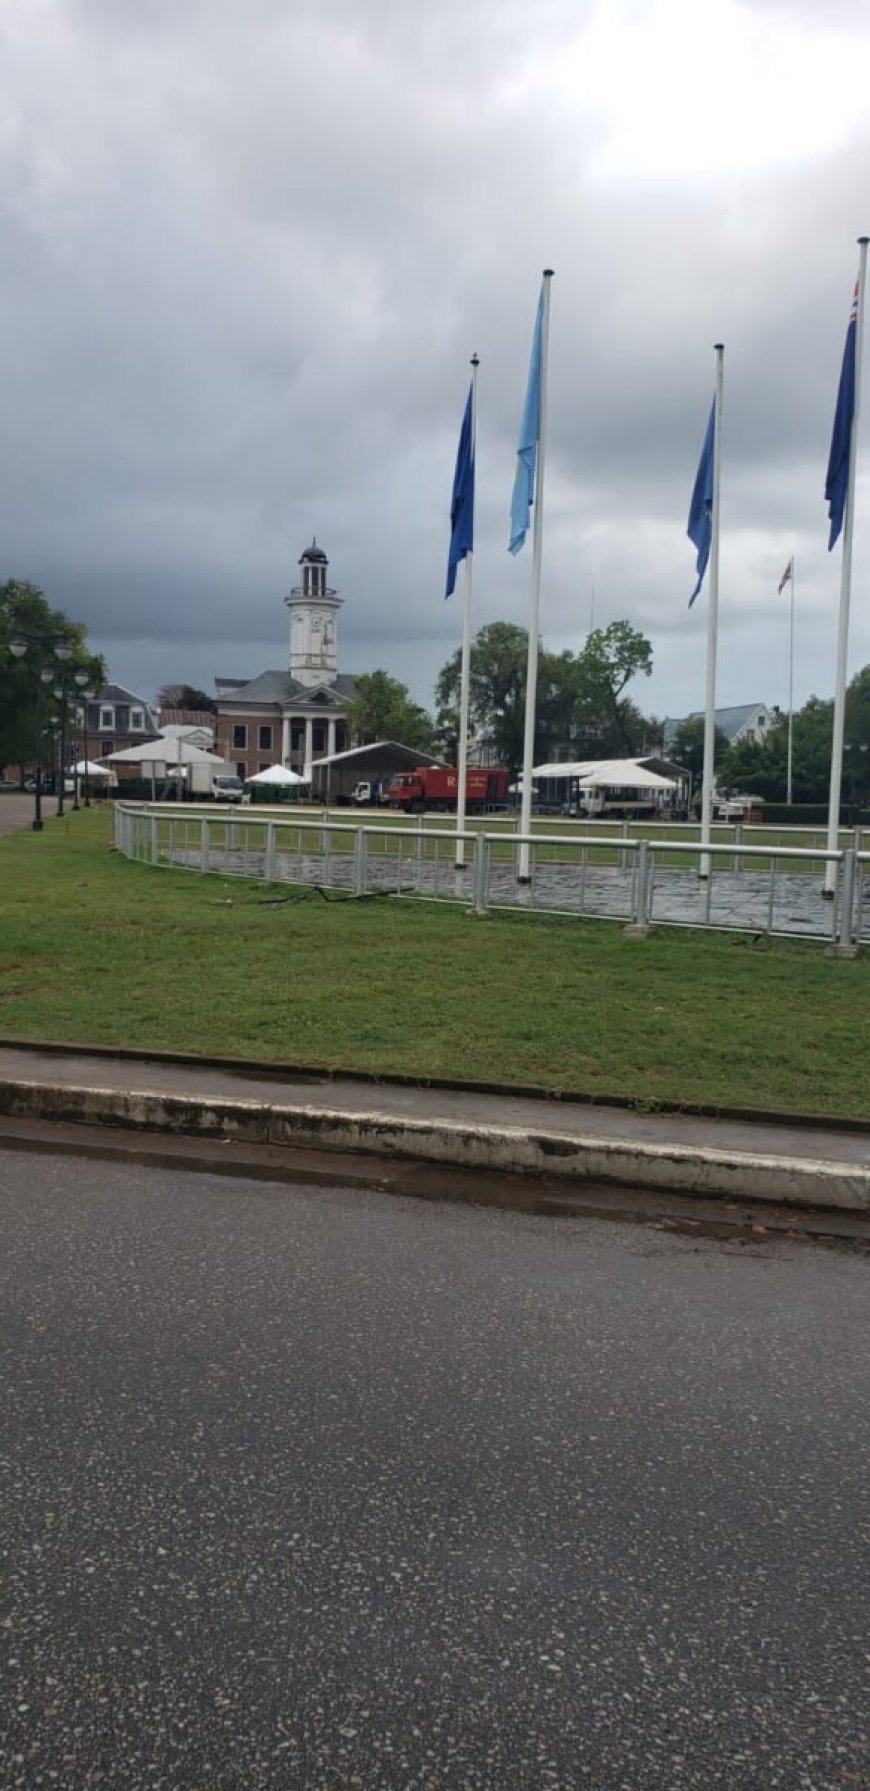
[8,632,73,830]
[72,670,92,810]
[78,682,96,806]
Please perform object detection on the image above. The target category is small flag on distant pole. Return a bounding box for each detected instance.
[687,401,715,606]
[778,556,794,594]
[445,382,475,598]
[825,281,859,551]
[508,287,544,556]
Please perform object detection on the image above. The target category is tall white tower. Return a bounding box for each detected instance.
[285,540,343,687]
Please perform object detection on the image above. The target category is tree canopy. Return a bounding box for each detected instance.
[344,670,437,753]
[156,683,216,713]
[435,618,655,768]
[0,579,104,772]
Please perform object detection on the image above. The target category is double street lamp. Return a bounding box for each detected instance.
[50,668,93,817]
[8,631,73,829]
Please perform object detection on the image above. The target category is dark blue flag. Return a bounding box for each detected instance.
[687,400,715,607]
[445,382,474,597]
[825,281,859,551]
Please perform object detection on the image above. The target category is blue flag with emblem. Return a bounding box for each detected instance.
[825,280,859,551]
[687,400,715,607]
[509,287,544,555]
[445,382,474,598]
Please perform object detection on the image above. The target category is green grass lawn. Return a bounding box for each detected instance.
[1,804,867,1118]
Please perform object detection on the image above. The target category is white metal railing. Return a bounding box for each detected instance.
[112,803,862,949]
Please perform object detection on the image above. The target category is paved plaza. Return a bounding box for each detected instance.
[164,835,864,943]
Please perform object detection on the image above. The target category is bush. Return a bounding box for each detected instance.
[761,802,870,826]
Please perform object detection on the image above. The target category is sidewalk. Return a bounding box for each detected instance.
[0,1041,868,1215]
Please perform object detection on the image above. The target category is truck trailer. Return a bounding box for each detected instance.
[386,766,510,814]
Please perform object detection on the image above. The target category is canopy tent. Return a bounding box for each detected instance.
[246,764,309,786]
[74,759,113,778]
[106,740,228,771]
[532,758,676,790]
[578,763,675,791]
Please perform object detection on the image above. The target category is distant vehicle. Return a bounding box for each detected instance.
[210,775,244,804]
[348,778,392,806]
[0,779,20,793]
[386,767,511,814]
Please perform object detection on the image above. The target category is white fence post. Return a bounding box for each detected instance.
[353,829,368,896]
[200,820,210,875]
[265,822,276,882]
[472,836,490,914]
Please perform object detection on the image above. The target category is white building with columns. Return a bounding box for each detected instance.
[214,541,357,780]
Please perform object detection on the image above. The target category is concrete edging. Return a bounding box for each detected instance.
[0,1076,867,1214]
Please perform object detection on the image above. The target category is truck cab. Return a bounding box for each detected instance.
[211,775,244,804]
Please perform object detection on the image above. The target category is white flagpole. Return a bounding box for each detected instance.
[518,268,554,883]
[786,559,795,806]
[699,343,724,879]
[824,235,869,897]
[455,354,479,871]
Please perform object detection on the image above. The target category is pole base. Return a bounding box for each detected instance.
[825,942,859,959]
[32,819,43,832]
[454,861,468,872]
[516,875,532,886]
[820,887,836,902]
[623,923,651,939]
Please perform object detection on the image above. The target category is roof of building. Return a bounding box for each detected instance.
[158,708,216,728]
[299,538,327,563]
[91,685,159,734]
[215,670,358,706]
[308,741,443,769]
[662,703,769,745]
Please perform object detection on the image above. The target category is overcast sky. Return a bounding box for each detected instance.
[2,0,869,723]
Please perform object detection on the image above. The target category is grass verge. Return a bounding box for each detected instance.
[0,805,867,1118]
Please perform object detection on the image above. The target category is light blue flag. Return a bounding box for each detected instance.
[509,288,544,555]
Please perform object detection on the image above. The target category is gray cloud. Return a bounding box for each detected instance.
[1,0,869,729]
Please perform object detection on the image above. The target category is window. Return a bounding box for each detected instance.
[290,722,305,751]
[232,724,247,749]
[258,725,272,751]
[101,740,114,758]
[312,723,326,754]
[259,762,269,773]
[100,708,113,729]
[236,762,246,781]
[131,709,144,730]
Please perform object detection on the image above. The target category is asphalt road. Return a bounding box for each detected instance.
[0,792,58,836]
[0,1153,867,1790]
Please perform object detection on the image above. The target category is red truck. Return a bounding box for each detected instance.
[386,766,511,814]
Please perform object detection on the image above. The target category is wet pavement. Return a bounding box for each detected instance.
[162,839,856,942]
[0,793,58,837]
[1,1150,868,1789]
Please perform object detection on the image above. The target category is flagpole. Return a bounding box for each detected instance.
[455,354,479,871]
[824,235,869,897]
[518,269,554,883]
[786,560,795,806]
[699,343,724,879]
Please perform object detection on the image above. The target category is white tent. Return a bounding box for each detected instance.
[106,741,228,771]
[246,764,309,786]
[532,758,675,790]
[579,763,676,791]
[74,759,113,778]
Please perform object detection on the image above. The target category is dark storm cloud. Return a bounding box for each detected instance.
[1,0,869,720]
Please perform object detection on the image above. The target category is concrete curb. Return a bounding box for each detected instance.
[0,1076,868,1214]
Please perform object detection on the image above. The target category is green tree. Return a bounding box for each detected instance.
[435,618,656,769]
[571,622,654,758]
[0,580,104,772]
[345,669,436,752]
[156,683,217,713]
[672,716,730,784]
[436,622,531,768]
